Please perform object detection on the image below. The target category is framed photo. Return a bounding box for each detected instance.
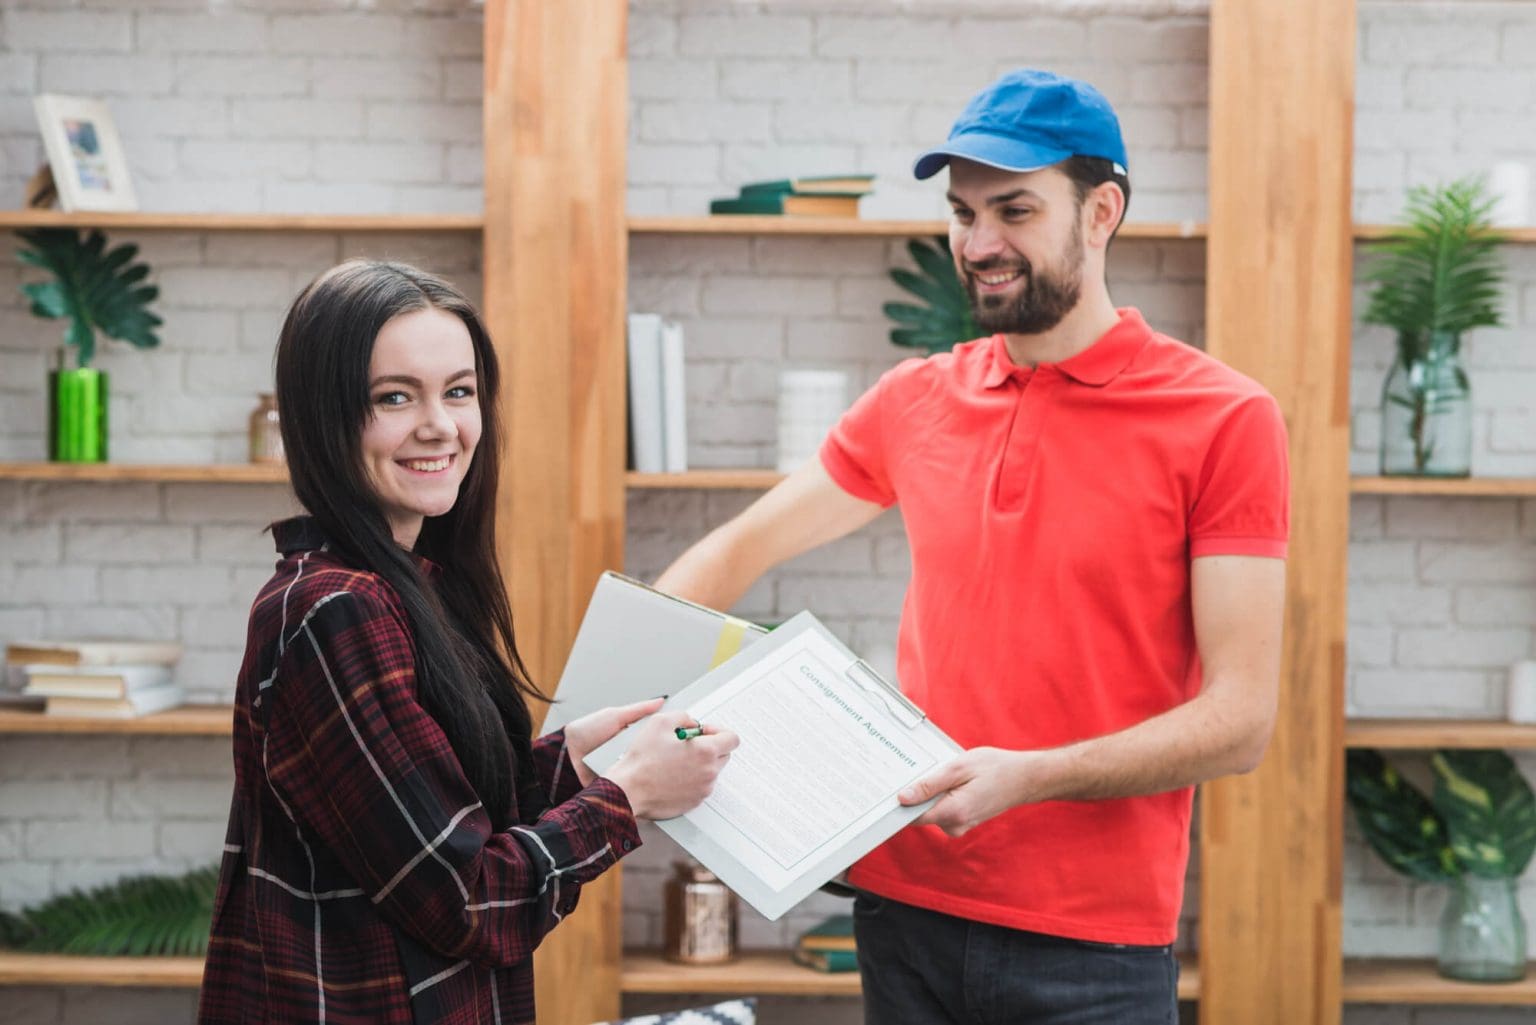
[33,94,137,213]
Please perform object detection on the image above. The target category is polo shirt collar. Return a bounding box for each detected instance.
[982,307,1152,389]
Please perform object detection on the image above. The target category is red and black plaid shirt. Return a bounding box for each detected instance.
[198,517,640,1024]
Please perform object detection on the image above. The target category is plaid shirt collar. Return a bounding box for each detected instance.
[273,514,442,579]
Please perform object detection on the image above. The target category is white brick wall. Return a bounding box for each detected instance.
[0,2,1534,1023]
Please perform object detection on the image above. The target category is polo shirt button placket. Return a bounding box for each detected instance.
[996,367,1053,511]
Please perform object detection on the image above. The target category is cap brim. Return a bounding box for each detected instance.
[912,133,1072,181]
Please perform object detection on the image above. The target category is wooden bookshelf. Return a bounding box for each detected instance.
[1354,224,1536,245]
[0,706,232,735]
[0,464,789,490]
[0,953,204,987]
[1351,476,1536,497]
[0,462,287,483]
[1345,719,1536,750]
[627,216,1206,240]
[625,470,784,490]
[3,952,1534,1006]
[0,211,481,233]
[621,951,864,997]
[1342,960,1536,1004]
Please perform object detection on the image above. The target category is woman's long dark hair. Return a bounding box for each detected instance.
[274,260,542,830]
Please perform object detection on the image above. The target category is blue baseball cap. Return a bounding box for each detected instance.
[913,69,1128,180]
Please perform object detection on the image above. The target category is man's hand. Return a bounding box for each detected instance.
[898,747,1029,837]
[563,697,666,787]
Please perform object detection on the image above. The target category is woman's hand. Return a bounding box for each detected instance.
[563,697,667,787]
[603,712,740,820]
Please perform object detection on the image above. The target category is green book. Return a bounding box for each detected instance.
[795,913,855,953]
[709,192,863,217]
[792,947,859,973]
[740,174,875,196]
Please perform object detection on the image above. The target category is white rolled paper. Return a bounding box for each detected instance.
[1489,161,1531,227]
[776,369,850,473]
[1505,660,1536,724]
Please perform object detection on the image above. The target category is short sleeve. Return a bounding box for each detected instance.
[1189,393,1290,559]
[820,372,897,507]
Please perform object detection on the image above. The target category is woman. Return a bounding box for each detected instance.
[198,260,736,1025]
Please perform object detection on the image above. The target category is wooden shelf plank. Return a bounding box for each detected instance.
[621,950,1198,1000]
[1345,719,1536,750]
[0,706,232,735]
[2,952,1522,1005]
[625,470,785,490]
[0,211,481,233]
[1351,476,1536,497]
[621,951,862,996]
[0,462,287,483]
[1355,224,1536,245]
[627,216,1205,239]
[1343,959,1536,1004]
[0,953,204,988]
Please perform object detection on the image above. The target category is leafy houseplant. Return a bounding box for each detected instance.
[16,228,162,462]
[1347,749,1536,981]
[0,865,217,956]
[883,237,977,355]
[1361,178,1507,477]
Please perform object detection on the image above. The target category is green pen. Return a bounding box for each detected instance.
[675,724,705,741]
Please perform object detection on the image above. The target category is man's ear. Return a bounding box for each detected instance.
[1084,180,1126,246]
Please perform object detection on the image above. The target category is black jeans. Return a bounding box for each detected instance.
[853,891,1179,1025]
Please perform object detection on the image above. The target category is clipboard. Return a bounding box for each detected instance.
[584,610,961,921]
[540,572,769,736]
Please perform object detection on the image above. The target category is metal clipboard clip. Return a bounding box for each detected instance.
[843,659,924,729]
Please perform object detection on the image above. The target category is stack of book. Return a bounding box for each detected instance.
[709,175,876,218]
[6,639,186,718]
[626,312,687,474]
[791,913,857,972]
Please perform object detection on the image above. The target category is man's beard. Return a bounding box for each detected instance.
[963,221,1085,336]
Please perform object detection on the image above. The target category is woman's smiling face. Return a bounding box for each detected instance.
[360,306,482,549]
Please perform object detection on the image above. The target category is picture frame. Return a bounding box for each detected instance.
[32,94,137,213]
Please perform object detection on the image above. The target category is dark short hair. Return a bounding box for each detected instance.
[1060,155,1132,240]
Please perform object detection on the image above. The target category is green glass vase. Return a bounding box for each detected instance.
[49,367,108,463]
[1379,330,1472,477]
[1438,875,1527,982]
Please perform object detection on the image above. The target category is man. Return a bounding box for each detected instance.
[655,68,1289,1024]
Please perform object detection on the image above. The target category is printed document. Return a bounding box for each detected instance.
[584,611,961,919]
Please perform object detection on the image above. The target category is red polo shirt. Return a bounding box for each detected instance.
[822,308,1288,945]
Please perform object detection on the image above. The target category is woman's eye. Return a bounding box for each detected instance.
[447,385,476,400]
[374,392,408,407]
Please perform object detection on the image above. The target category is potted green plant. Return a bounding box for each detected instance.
[1361,177,1507,477]
[0,865,216,956]
[16,228,162,462]
[1347,749,1536,981]
[883,236,977,355]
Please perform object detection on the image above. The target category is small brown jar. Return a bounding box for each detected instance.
[248,393,283,464]
[662,860,738,964]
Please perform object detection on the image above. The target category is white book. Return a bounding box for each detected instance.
[22,663,174,699]
[660,319,688,473]
[626,313,666,473]
[4,639,183,667]
[44,684,185,719]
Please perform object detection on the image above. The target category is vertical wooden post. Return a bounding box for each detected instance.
[1199,0,1354,1021]
[483,1,628,1022]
